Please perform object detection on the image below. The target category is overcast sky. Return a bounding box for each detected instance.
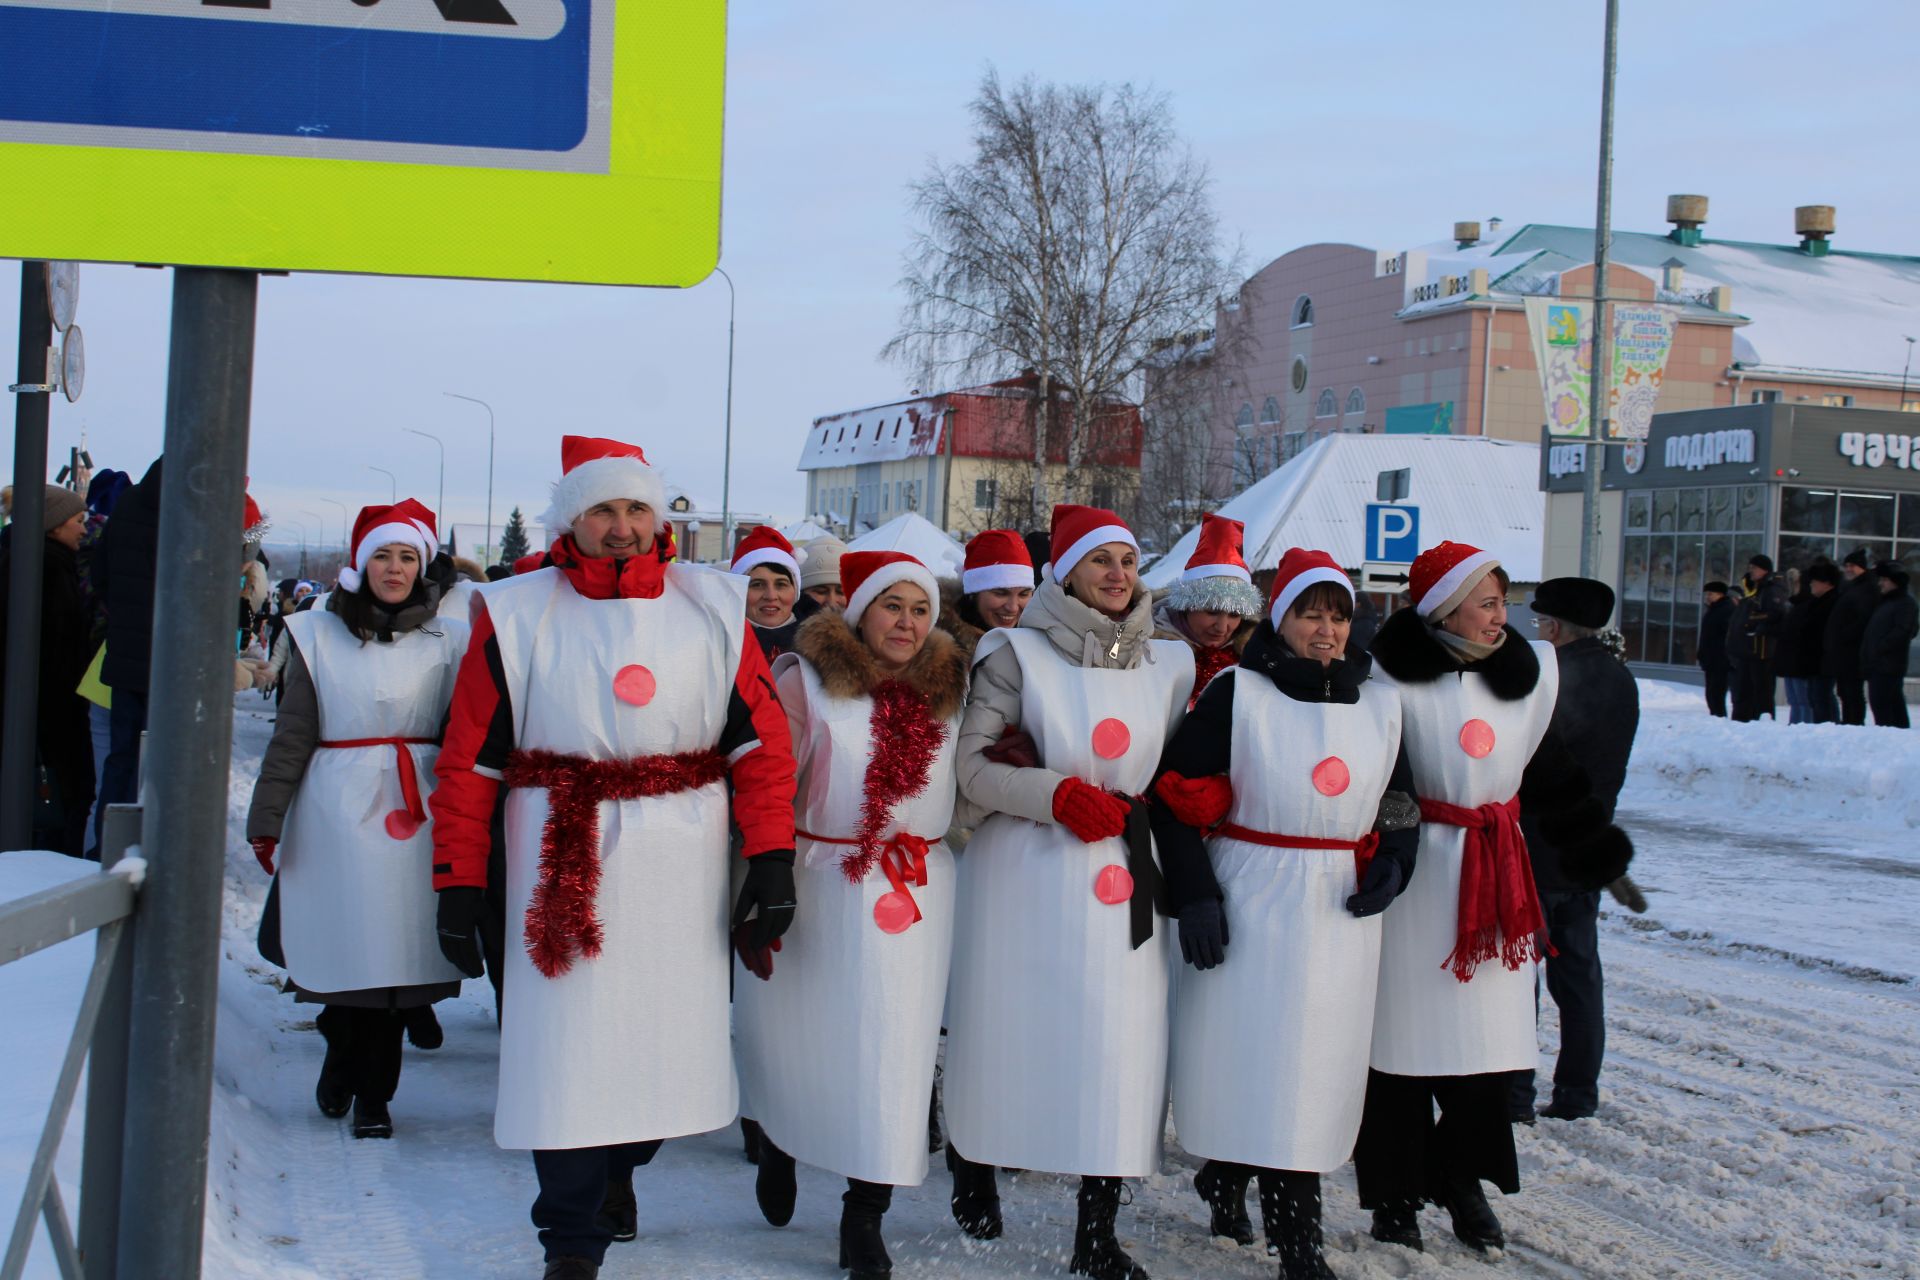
[4,0,1916,551]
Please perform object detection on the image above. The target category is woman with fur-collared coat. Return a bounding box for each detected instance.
[735,552,966,1280]
[1356,542,1631,1258]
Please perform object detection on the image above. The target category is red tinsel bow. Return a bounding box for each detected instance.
[504,747,731,978]
[843,681,946,885]
[1418,794,1553,982]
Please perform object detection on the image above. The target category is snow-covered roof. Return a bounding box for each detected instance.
[844,513,965,578]
[797,394,946,469]
[1142,434,1544,589]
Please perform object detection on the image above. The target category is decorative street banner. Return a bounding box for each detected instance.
[1526,297,1680,442]
[1524,296,1594,439]
[1606,304,1680,441]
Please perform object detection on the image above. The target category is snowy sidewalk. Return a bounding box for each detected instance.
[5,685,1918,1278]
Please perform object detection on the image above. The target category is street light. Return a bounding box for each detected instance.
[284,519,310,577]
[368,465,397,503]
[404,427,445,527]
[445,391,496,565]
[317,496,350,555]
[714,266,736,554]
[1902,336,1916,412]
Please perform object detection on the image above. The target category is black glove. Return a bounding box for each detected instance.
[1345,855,1405,918]
[732,850,797,951]
[435,886,487,979]
[1177,899,1229,970]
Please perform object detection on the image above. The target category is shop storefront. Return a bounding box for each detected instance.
[1542,403,1920,673]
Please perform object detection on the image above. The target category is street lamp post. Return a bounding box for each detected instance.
[317,496,350,557]
[714,267,737,556]
[368,465,397,502]
[445,391,496,565]
[1580,0,1621,579]
[404,426,445,526]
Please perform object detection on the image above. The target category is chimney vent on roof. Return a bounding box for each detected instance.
[1666,194,1708,246]
[1454,221,1481,249]
[1487,217,1503,238]
[1796,205,1835,256]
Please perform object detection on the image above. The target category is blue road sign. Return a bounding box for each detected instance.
[0,0,602,168]
[1365,503,1420,563]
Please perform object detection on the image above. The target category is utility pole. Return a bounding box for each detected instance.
[1581,0,1620,579]
[715,267,737,556]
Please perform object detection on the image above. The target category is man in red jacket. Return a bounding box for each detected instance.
[431,436,797,1280]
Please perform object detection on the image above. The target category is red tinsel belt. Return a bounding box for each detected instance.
[503,747,730,978]
[1418,795,1552,983]
[1213,822,1380,885]
[317,736,436,837]
[797,828,933,931]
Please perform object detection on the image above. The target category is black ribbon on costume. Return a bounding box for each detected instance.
[1122,795,1169,950]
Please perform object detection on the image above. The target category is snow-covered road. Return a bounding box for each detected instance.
[4,681,1917,1278]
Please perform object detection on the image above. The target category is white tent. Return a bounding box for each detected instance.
[780,519,834,545]
[1143,434,1544,589]
[846,512,966,579]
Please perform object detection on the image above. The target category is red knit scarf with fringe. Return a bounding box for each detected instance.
[841,681,947,884]
[1419,794,1553,982]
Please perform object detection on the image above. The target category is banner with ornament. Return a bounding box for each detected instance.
[1527,297,1680,441]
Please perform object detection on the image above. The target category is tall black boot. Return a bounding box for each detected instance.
[755,1134,797,1227]
[1193,1160,1255,1246]
[1440,1168,1504,1252]
[839,1179,894,1279]
[313,1006,352,1119]
[944,1143,1002,1240]
[1070,1176,1148,1280]
[1258,1170,1333,1280]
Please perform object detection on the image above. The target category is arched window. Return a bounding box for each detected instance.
[1315,388,1338,419]
[1235,403,1255,428]
[1345,387,1366,416]
[1292,295,1314,327]
[1260,395,1281,425]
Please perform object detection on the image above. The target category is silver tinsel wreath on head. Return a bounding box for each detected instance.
[1166,573,1263,617]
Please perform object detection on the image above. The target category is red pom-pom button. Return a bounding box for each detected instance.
[873,892,916,935]
[1311,756,1351,796]
[1459,719,1496,758]
[1091,718,1131,760]
[1094,864,1134,905]
[384,810,422,841]
[613,664,657,707]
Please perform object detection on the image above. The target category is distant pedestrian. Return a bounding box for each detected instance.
[1824,548,1880,725]
[798,535,848,613]
[1781,563,1841,723]
[1728,555,1788,721]
[1697,581,1733,717]
[1862,562,1917,729]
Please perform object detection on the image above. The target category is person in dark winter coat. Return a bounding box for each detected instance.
[0,486,97,856]
[1824,549,1882,725]
[1862,562,1918,729]
[1510,578,1638,1125]
[1781,563,1840,724]
[1697,582,1734,717]
[88,456,162,844]
[1727,555,1789,722]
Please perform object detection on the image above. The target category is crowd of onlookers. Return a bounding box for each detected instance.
[1696,548,1917,726]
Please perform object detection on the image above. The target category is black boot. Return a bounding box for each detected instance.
[1070,1176,1148,1279]
[401,1004,443,1050]
[944,1143,1002,1240]
[596,1175,637,1243]
[839,1179,894,1279]
[1441,1173,1505,1252]
[315,1059,352,1119]
[313,1008,352,1119]
[351,1097,392,1139]
[1193,1161,1255,1246]
[742,1117,764,1165]
[1258,1170,1333,1280]
[755,1136,797,1227]
[1369,1198,1423,1252]
[927,1067,945,1155]
[541,1258,597,1280]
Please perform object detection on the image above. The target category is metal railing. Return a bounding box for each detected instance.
[0,805,142,1280]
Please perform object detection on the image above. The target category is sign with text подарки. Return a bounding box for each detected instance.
[0,0,725,285]
[1523,297,1679,443]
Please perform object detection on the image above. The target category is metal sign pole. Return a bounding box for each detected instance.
[116,267,258,1280]
[1581,0,1621,578]
[1,261,52,850]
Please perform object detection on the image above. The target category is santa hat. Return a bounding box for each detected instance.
[961,529,1035,594]
[1267,547,1354,629]
[1409,540,1502,620]
[1168,514,1263,617]
[337,498,438,593]
[1049,504,1137,584]
[542,434,665,531]
[842,551,941,626]
[731,525,800,581]
[240,492,270,552]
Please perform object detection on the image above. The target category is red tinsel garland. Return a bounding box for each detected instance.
[504,747,730,978]
[842,681,946,884]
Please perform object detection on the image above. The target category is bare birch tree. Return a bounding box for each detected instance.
[885,70,1231,513]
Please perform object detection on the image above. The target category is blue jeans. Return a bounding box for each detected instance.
[1804,677,1839,724]
[85,702,111,853]
[1783,677,1812,724]
[94,687,148,852]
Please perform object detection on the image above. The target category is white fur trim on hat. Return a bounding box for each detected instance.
[1052,525,1138,584]
[337,520,434,593]
[542,456,664,531]
[1270,567,1352,630]
[732,547,801,580]
[1181,561,1252,584]
[847,562,942,627]
[1417,549,1500,620]
[962,563,1034,594]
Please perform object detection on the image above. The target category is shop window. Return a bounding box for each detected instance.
[1900,495,1920,542]
[1736,486,1767,532]
[1651,490,1678,533]
[1620,596,1645,663]
[1705,487,1734,531]
[1625,493,1650,533]
[1676,488,1705,532]
[1315,389,1338,419]
[1777,534,1838,577]
[1781,486,1838,533]
[1703,536,1733,589]
[1670,601,1700,667]
[1839,492,1895,539]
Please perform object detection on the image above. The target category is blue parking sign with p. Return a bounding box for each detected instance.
[1365,504,1420,563]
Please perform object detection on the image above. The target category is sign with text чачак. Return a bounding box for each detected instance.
[0,0,725,285]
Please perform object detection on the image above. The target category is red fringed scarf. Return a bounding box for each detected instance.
[842,681,947,884]
[1418,795,1553,982]
[504,747,731,978]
